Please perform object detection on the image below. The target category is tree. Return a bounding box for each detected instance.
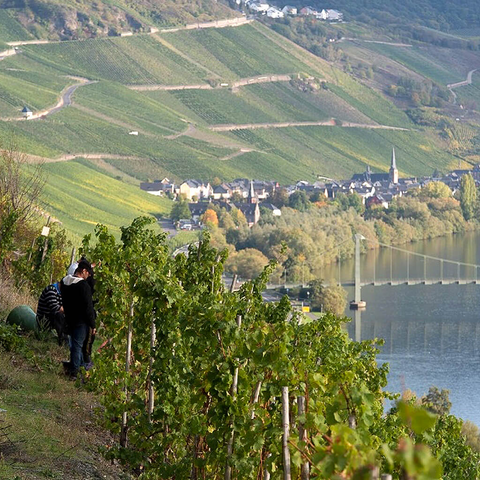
[211,176,222,187]
[459,173,476,220]
[421,181,452,199]
[288,190,310,211]
[0,140,44,264]
[270,187,289,208]
[309,279,347,315]
[201,208,218,226]
[225,248,269,279]
[422,386,452,415]
[170,197,191,222]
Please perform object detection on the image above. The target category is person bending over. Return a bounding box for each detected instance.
[36,282,68,345]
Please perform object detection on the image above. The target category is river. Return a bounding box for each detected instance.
[322,231,480,426]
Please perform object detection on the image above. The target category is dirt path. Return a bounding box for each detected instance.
[340,37,413,47]
[0,48,16,60]
[25,152,147,164]
[447,69,477,105]
[220,148,254,160]
[209,119,410,132]
[165,123,196,139]
[129,74,292,91]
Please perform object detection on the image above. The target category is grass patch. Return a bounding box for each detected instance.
[0,331,131,479]
[0,10,33,42]
[39,159,174,238]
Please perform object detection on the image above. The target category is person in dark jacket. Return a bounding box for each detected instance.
[36,282,68,345]
[61,259,96,378]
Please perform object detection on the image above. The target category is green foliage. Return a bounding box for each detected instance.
[0,323,26,352]
[308,279,347,315]
[170,197,191,222]
[13,224,70,295]
[289,190,311,211]
[79,217,480,478]
[421,386,452,416]
[335,192,365,214]
[460,173,477,221]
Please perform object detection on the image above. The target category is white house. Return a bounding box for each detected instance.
[282,5,297,15]
[22,106,33,119]
[179,180,212,200]
[249,2,269,13]
[315,9,328,19]
[267,6,284,18]
[326,9,343,21]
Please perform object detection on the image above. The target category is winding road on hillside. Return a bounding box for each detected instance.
[447,69,477,105]
[1,77,95,121]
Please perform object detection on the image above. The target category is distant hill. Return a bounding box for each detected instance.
[0,0,237,40]
[287,0,480,32]
[0,18,476,236]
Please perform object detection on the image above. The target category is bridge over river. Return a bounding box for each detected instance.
[261,235,480,309]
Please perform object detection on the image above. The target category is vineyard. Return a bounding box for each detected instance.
[165,23,326,79]
[0,68,73,117]
[328,71,413,128]
[21,35,209,85]
[39,160,172,238]
[0,9,32,42]
[364,43,466,85]
[74,217,479,479]
[227,126,456,179]
[74,81,187,136]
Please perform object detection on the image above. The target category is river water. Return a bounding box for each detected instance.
[322,231,480,426]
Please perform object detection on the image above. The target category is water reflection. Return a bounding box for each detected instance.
[336,232,480,425]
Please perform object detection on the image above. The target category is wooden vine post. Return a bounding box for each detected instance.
[282,386,291,480]
[147,316,156,423]
[120,299,134,448]
[297,396,310,480]
[225,314,242,480]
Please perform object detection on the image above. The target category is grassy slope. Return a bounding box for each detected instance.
[0,9,33,42]
[39,159,173,239]
[0,69,74,117]
[0,21,465,225]
[364,43,465,85]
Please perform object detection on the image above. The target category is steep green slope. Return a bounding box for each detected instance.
[39,159,173,238]
[0,20,465,229]
[0,8,33,41]
[0,0,236,41]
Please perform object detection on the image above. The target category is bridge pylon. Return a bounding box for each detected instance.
[350,234,367,310]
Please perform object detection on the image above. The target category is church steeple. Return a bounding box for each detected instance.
[389,147,398,184]
[248,179,256,204]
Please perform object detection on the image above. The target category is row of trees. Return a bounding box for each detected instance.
[79,217,480,479]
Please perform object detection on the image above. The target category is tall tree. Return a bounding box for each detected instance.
[459,173,476,221]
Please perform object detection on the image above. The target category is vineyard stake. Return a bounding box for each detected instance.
[282,386,291,480]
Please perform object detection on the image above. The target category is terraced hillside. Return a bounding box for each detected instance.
[0,21,466,235]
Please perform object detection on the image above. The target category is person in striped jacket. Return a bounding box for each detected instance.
[36,282,68,345]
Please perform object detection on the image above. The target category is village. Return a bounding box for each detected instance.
[238,0,344,21]
[140,148,480,229]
